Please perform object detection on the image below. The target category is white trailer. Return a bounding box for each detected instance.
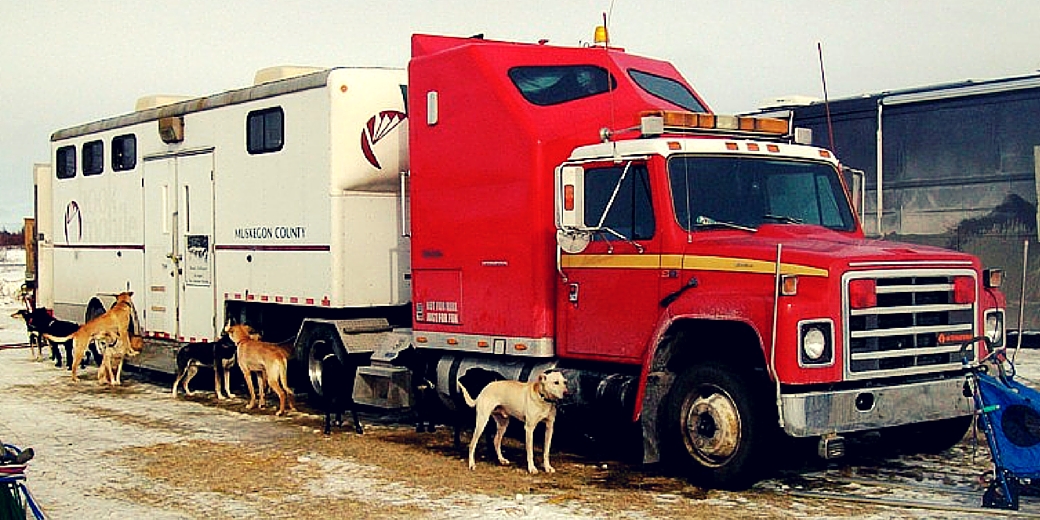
[38,67,411,372]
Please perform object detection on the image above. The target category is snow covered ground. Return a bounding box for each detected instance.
[2,247,1039,519]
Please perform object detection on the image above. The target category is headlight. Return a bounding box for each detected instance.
[985,310,1004,348]
[799,321,833,366]
[803,328,826,360]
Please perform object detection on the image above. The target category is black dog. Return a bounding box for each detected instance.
[319,353,363,435]
[171,334,238,399]
[11,308,100,370]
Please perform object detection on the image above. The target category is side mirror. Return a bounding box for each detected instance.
[556,165,592,254]
[558,165,585,228]
[844,166,866,224]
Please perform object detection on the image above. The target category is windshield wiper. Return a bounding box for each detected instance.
[762,214,804,224]
[694,215,756,232]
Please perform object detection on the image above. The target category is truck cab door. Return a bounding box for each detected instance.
[555,162,662,362]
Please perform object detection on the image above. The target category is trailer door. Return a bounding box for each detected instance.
[143,151,216,342]
[177,152,216,341]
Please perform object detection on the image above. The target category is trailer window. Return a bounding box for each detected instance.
[584,163,655,241]
[112,134,136,171]
[82,140,103,176]
[247,107,284,154]
[508,66,616,106]
[629,69,706,113]
[56,145,76,179]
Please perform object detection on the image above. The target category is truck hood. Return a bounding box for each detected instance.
[691,224,980,272]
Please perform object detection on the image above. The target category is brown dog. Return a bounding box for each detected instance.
[43,292,136,383]
[458,370,568,474]
[225,324,297,416]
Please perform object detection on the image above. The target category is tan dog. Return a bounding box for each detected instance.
[458,370,568,474]
[43,292,136,382]
[97,333,144,386]
[225,324,297,416]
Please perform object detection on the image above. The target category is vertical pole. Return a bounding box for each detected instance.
[1014,240,1029,362]
[771,244,785,428]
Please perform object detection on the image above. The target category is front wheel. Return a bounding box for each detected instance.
[660,364,776,489]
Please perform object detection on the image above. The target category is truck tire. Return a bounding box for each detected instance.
[660,364,775,489]
[882,415,972,454]
[301,326,353,405]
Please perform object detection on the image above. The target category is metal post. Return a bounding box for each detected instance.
[1014,240,1029,362]
[771,244,785,428]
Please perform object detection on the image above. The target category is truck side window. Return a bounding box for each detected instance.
[247,107,284,154]
[584,164,655,240]
[82,140,104,176]
[628,69,706,113]
[56,145,76,179]
[508,66,616,106]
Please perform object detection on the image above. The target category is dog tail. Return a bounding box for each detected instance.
[456,381,477,408]
[42,332,75,343]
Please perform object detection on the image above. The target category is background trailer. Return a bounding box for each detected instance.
[757,73,1040,334]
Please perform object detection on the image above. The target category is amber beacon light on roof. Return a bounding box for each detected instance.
[639,110,790,138]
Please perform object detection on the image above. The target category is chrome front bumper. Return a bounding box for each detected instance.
[781,376,973,437]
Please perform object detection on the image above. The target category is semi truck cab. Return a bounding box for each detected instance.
[553,110,1007,486]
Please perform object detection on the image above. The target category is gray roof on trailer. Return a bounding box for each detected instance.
[51,68,346,142]
[757,72,1040,113]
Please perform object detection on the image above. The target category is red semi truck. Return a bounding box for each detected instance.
[35,32,1007,488]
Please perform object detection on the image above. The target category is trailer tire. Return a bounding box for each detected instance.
[660,364,774,490]
[301,326,353,405]
[85,299,106,322]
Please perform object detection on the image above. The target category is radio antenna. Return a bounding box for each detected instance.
[817,42,836,153]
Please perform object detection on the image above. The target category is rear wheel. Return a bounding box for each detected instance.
[660,364,776,489]
[301,326,353,405]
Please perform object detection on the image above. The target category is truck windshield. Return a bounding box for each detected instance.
[668,156,856,232]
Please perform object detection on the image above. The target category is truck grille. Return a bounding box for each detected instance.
[844,269,975,380]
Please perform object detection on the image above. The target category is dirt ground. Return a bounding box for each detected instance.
[0,342,901,520]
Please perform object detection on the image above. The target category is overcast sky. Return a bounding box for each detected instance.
[2,0,1038,231]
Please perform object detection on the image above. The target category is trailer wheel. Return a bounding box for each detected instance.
[85,299,106,322]
[302,326,353,404]
[660,364,774,489]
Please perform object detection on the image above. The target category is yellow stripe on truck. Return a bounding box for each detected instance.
[562,254,828,277]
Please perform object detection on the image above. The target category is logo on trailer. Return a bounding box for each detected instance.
[64,201,82,244]
[360,111,406,169]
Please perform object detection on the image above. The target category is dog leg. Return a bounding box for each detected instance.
[223,366,235,399]
[467,412,491,470]
[324,412,332,435]
[70,338,88,382]
[213,364,225,400]
[183,365,199,396]
[172,368,185,397]
[113,356,124,386]
[492,414,511,466]
[65,342,74,370]
[524,421,539,474]
[542,414,556,474]
[241,366,258,410]
[50,341,61,367]
[350,406,363,435]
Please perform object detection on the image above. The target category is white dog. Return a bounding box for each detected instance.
[457,370,568,474]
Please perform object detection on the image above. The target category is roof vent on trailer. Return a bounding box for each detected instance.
[253,66,325,85]
[135,95,192,112]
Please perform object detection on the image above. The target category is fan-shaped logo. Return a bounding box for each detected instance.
[360,110,406,169]
[64,201,82,244]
